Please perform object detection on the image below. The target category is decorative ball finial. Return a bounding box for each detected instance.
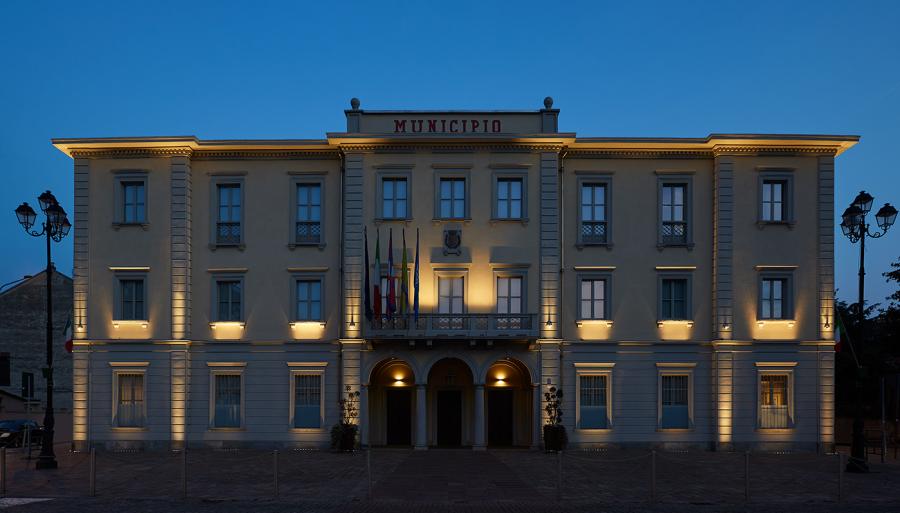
[543,96,553,109]
[350,97,360,110]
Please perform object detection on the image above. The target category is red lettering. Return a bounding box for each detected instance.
[471,120,480,132]
[394,120,407,133]
[492,120,501,133]
[428,120,437,132]
[449,120,459,132]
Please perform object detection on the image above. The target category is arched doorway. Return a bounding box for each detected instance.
[369,359,416,446]
[484,359,532,447]
[427,358,475,447]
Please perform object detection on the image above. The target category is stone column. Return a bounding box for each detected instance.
[415,384,427,450]
[532,383,542,449]
[713,155,734,340]
[359,384,369,447]
[473,385,486,450]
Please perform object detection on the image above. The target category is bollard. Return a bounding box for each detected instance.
[838,453,843,502]
[556,450,562,502]
[650,450,657,503]
[89,448,96,497]
[273,450,279,497]
[366,448,372,500]
[744,451,750,502]
[1,447,6,497]
[181,449,187,500]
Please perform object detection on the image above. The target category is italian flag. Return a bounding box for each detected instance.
[834,310,845,353]
[64,316,73,353]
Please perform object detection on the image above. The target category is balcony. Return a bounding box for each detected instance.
[365,313,538,340]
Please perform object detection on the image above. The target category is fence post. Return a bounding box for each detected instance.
[838,453,843,502]
[650,450,657,503]
[89,448,96,497]
[744,451,750,502]
[181,448,187,500]
[556,450,562,502]
[273,450,279,498]
[1,447,6,497]
[366,448,373,500]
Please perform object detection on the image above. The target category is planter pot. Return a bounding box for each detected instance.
[543,424,568,452]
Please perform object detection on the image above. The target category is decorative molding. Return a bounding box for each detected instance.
[108,361,150,367]
[193,150,339,160]
[71,147,193,159]
[573,265,616,271]
[712,145,840,156]
[286,362,329,367]
[755,362,799,368]
[656,362,698,368]
[287,266,329,273]
[207,362,247,367]
[341,143,565,153]
[568,149,711,159]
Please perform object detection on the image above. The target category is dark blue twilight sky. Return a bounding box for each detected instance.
[1,0,898,305]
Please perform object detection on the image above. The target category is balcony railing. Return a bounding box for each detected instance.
[581,221,607,244]
[661,221,687,245]
[366,313,538,339]
[216,222,241,244]
[295,221,321,244]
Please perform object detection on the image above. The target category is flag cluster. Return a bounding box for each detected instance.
[364,228,420,323]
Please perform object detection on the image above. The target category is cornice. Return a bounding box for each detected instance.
[567,144,841,159]
[70,147,194,159]
[567,149,712,159]
[340,143,565,153]
[192,150,340,160]
[711,145,840,156]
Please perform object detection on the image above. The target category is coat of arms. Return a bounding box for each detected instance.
[443,228,462,255]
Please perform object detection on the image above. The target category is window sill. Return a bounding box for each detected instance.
[575,427,613,433]
[575,242,613,251]
[656,427,694,433]
[431,217,471,223]
[756,220,795,230]
[489,218,529,225]
[290,427,325,433]
[374,217,412,224]
[209,243,246,251]
[112,320,150,329]
[112,222,149,231]
[657,320,694,327]
[208,427,246,432]
[288,242,326,250]
[656,243,695,251]
[111,426,149,432]
[755,427,795,434]
[575,320,613,327]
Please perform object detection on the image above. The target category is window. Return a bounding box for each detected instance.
[496,178,523,219]
[0,353,9,386]
[760,277,789,319]
[759,373,791,429]
[579,375,609,429]
[122,181,146,224]
[212,373,242,428]
[296,279,322,321]
[660,278,689,320]
[496,276,523,329]
[661,183,687,245]
[295,183,322,244]
[216,183,242,244]
[115,373,145,428]
[579,278,607,320]
[439,178,466,219]
[660,374,690,429]
[437,276,464,329]
[118,278,145,320]
[761,180,786,222]
[293,373,322,429]
[382,178,408,219]
[581,183,608,244]
[215,280,243,321]
[21,372,34,399]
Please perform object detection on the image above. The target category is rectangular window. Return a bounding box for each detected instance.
[295,183,322,244]
[496,178,523,219]
[296,279,322,321]
[119,279,145,320]
[661,184,687,244]
[579,375,608,429]
[293,374,322,429]
[437,276,464,329]
[121,181,146,223]
[581,183,607,244]
[116,373,145,428]
[761,180,786,222]
[382,178,408,219]
[660,374,690,429]
[213,374,242,428]
[21,372,34,399]
[216,280,242,321]
[216,183,242,244]
[496,276,523,329]
[759,374,790,428]
[439,178,466,219]
[660,278,688,320]
[760,277,788,319]
[579,279,607,320]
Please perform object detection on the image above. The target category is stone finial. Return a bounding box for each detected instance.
[543,96,553,109]
[350,97,361,110]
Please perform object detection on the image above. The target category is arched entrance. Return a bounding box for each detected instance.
[484,358,533,447]
[427,358,475,447]
[369,359,416,446]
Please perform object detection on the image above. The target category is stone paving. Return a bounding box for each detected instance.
[2,445,900,511]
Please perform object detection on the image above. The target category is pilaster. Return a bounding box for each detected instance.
[818,348,836,452]
[342,152,364,339]
[713,156,734,339]
[539,152,560,338]
[170,155,192,340]
[71,348,89,451]
[73,158,90,338]
[714,348,734,450]
[170,348,189,449]
[817,156,835,340]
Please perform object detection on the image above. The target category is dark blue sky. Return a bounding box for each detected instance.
[1,0,898,305]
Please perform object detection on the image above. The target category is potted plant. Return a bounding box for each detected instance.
[543,385,568,452]
[331,385,360,451]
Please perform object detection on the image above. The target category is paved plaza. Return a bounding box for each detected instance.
[2,446,899,511]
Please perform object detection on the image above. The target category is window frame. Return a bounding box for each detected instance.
[289,175,326,248]
[657,272,693,322]
[575,363,614,431]
[758,271,794,320]
[211,273,246,322]
[110,363,149,430]
[291,273,325,322]
[576,175,612,247]
[113,271,148,322]
[656,175,694,249]
[287,362,328,432]
[755,363,796,431]
[656,363,695,431]
[491,170,528,222]
[757,170,795,226]
[376,170,412,221]
[433,170,471,220]
[209,175,246,248]
[112,171,149,227]
[576,273,612,321]
[208,363,246,430]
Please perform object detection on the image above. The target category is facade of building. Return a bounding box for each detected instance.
[0,268,74,414]
[54,99,857,452]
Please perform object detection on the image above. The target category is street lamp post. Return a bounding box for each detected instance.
[14,191,71,470]
[839,191,897,473]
